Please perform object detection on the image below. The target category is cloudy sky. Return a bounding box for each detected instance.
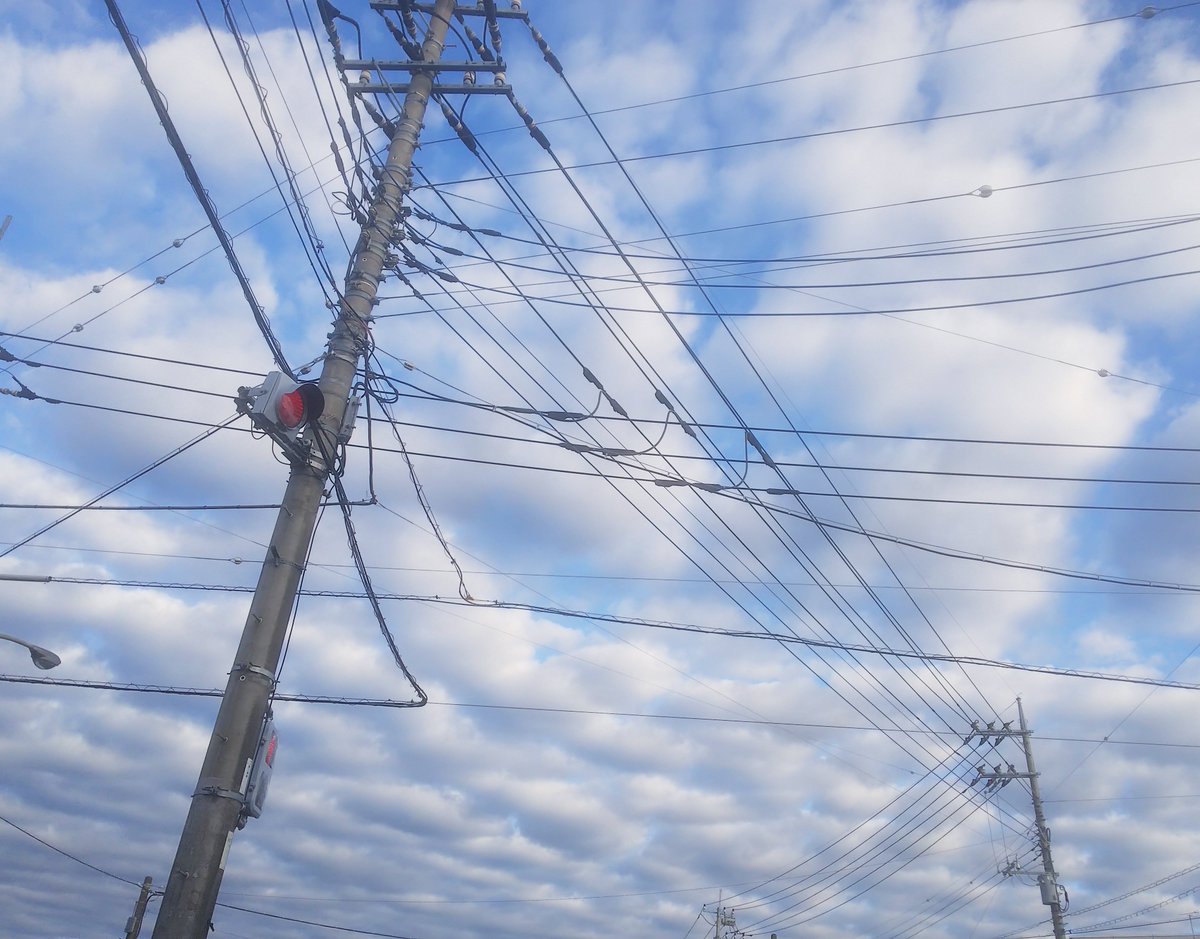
[3,1,1200,937]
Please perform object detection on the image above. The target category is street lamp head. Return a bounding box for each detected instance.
[30,646,61,670]
[0,632,61,669]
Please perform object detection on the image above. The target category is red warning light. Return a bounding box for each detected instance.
[277,389,306,428]
[244,373,325,443]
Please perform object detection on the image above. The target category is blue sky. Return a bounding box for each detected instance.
[4,1,1200,938]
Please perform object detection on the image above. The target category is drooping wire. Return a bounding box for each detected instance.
[310,414,426,706]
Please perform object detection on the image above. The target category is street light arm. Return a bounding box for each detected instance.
[0,632,61,669]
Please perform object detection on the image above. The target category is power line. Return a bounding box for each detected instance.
[12,539,1186,597]
[106,0,295,378]
[498,4,1187,127]
[0,812,140,887]
[451,263,1200,318]
[213,902,428,938]
[424,81,1200,187]
[0,416,239,559]
[4,674,1199,747]
[8,579,1200,690]
[11,333,1200,452]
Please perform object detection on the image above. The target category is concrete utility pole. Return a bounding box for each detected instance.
[714,903,738,939]
[149,2,457,936]
[967,700,1066,938]
[1019,697,1068,939]
[974,700,1067,939]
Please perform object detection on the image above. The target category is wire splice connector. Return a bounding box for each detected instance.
[528,25,562,75]
[509,94,550,150]
[439,98,478,153]
[745,431,778,469]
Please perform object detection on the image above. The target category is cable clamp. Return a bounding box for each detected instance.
[194,779,245,802]
[231,663,275,683]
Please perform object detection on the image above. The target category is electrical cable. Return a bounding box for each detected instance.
[382,156,950,770]
[313,425,427,706]
[416,3,1192,144]
[11,576,1200,690]
[197,0,341,307]
[105,0,296,379]
[5,673,1200,744]
[447,262,1200,318]
[423,92,973,773]
[422,83,1200,189]
[506,36,990,736]
[0,812,141,887]
[0,415,240,559]
[12,375,1200,590]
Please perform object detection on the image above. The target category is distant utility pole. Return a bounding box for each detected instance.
[714,903,739,939]
[123,876,155,939]
[968,698,1067,939]
[1019,698,1068,939]
[145,1,464,936]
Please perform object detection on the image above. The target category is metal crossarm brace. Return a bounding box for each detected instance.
[372,1,529,19]
[340,59,505,73]
[352,82,511,95]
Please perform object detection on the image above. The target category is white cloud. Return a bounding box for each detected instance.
[4,3,1200,939]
